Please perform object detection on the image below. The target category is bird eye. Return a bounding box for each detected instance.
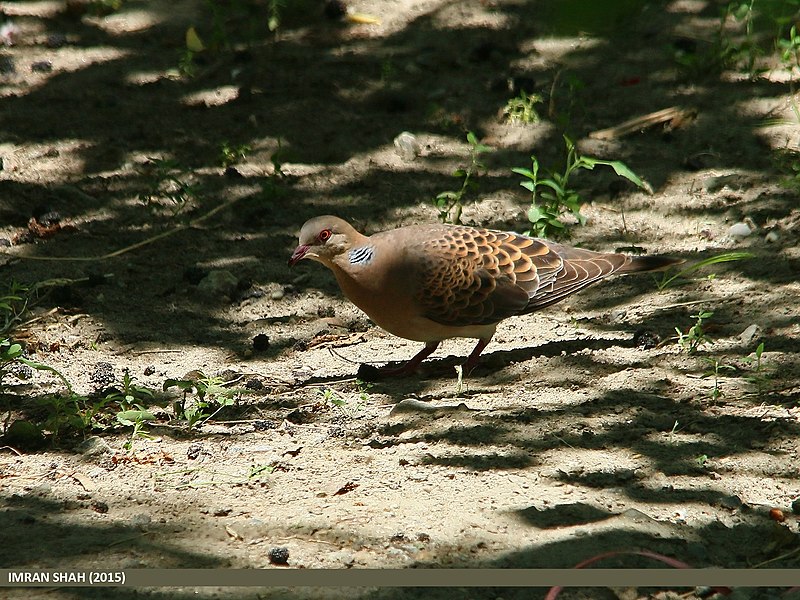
[318,229,332,242]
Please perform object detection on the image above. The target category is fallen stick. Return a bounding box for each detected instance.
[590,106,697,140]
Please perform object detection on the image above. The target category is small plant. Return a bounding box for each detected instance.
[139,158,201,217]
[655,252,754,291]
[0,338,25,392]
[695,454,709,468]
[321,387,343,407]
[676,310,715,354]
[1,281,30,337]
[219,142,251,168]
[36,392,93,441]
[178,48,198,78]
[702,357,736,402]
[502,90,542,124]
[164,372,237,429]
[355,379,373,404]
[117,408,156,451]
[744,341,766,372]
[433,131,492,224]
[743,341,774,394]
[778,24,800,72]
[102,370,156,411]
[270,137,288,177]
[248,463,273,485]
[321,387,364,419]
[268,0,286,32]
[513,135,648,239]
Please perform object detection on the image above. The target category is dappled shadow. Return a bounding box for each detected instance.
[0,493,228,568]
[2,1,800,591]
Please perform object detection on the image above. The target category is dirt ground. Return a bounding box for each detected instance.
[1,1,800,599]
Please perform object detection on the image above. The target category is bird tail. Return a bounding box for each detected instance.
[618,255,685,274]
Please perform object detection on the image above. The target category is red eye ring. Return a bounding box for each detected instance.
[319,229,332,242]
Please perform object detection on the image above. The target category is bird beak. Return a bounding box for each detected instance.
[288,244,310,267]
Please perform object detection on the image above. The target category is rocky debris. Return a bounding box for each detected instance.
[267,546,289,565]
[739,324,762,346]
[197,270,239,300]
[78,436,113,460]
[728,222,752,239]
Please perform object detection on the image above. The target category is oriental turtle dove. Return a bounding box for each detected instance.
[289,216,681,378]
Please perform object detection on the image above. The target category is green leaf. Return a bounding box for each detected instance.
[583,158,648,190]
[538,179,564,194]
[163,378,196,392]
[656,252,754,290]
[512,167,535,179]
[528,206,545,221]
[18,357,73,393]
[116,409,156,426]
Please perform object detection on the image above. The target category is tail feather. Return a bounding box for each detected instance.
[618,255,684,274]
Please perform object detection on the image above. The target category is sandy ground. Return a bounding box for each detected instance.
[1,1,799,599]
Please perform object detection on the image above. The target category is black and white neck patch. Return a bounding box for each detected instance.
[348,245,375,266]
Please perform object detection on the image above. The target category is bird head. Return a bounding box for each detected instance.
[288,216,358,267]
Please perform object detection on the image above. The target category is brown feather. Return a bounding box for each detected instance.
[290,215,683,376]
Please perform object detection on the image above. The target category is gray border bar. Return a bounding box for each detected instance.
[1,569,799,587]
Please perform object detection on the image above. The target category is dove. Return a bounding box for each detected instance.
[288,216,681,378]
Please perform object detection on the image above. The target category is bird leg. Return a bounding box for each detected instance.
[463,338,492,374]
[357,341,440,380]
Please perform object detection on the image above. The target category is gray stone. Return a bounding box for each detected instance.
[197,270,239,299]
[739,324,762,346]
[78,436,112,460]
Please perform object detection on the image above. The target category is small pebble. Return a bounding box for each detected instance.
[633,329,661,350]
[245,378,264,390]
[718,494,743,510]
[739,324,761,346]
[187,443,203,460]
[90,361,115,389]
[389,399,437,415]
[703,174,744,193]
[728,222,752,238]
[78,436,112,459]
[45,33,68,48]
[31,60,53,73]
[393,131,420,161]
[197,270,239,299]
[130,513,152,528]
[769,508,786,522]
[765,230,779,243]
[268,546,289,565]
[252,333,270,352]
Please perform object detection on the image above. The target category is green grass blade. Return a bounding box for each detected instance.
[657,252,755,290]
